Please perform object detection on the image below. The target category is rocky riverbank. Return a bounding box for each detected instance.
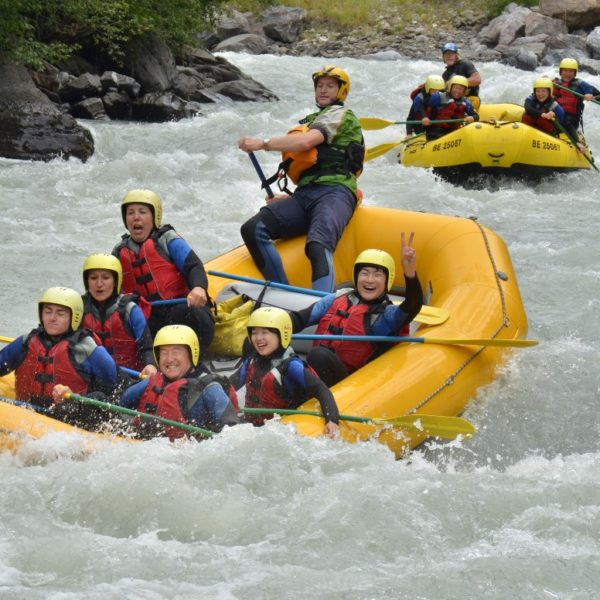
[3,1,600,162]
[211,1,600,73]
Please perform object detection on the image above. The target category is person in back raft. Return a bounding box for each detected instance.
[522,78,585,153]
[238,65,364,293]
[290,233,423,387]
[553,57,600,132]
[421,75,479,141]
[405,74,447,136]
[82,253,157,376]
[0,287,118,428]
[112,189,215,356]
[118,325,239,440]
[440,42,481,110]
[231,307,340,438]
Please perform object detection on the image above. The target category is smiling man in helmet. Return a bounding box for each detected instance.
[118,325,239,440]
[552,57,600,131]
[441,42,481,109]
[238,65,364,293]
[112,189,215,356]
[0,287,119,428]
[289,233,422,387]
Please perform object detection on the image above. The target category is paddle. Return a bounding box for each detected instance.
[248,151,274,198]
[360,117,465,130]
[241,407,476,440]
[366,132,429,162]
[292,333,538,348]
[64,392,214,438]
[366,140,405,161]
[553,82,600,107]
[207,270,449,326]
[0,335,15,344]
[552,118,599,172]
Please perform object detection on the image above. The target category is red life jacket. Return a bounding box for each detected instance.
[522,99,559,135]
[431,96,467,130]
[116,226,189,301]
[82,294,141,369]
[14,329,90,406]
[314,291,395,373]
[135,370,237,440]
[553,78,580,115]
[243,348,311,426]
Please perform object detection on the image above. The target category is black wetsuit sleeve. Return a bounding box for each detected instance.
[563,119,580,141]
[137,326,156,367]
[399,273,423,323]
[290,303,317,332]
[183,250,209,290]
[302,368,340,424]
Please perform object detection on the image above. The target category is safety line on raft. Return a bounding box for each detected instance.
[408,217,511,414]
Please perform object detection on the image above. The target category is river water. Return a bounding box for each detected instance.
[0,53,599,599]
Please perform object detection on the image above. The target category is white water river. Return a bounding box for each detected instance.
[0,53,599,599]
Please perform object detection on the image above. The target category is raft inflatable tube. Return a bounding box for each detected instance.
[0,207,529,458]
[204,206,529,457]
[0,373,133,454]
[399,103,592,183]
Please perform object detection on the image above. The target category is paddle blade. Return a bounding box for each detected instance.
[365,141,403,162]
[359,117,398,130]
[374,414,476,440]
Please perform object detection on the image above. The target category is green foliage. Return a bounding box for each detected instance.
[484,0,538,18]
[0,0,224,68]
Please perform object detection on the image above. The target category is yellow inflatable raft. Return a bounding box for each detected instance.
[399,103,593,183]
[0,206,530,458]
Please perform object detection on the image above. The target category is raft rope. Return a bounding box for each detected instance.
[408,216,510,414]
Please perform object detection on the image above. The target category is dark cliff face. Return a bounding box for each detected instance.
[0,54,94,162]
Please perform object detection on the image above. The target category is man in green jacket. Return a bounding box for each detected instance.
[238,65,364,292]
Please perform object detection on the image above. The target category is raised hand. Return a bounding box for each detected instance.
[401,231,416,278]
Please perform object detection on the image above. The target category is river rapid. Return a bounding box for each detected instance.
[0,54,599,599]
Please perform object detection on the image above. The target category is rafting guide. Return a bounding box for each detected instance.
[238,65,364,293]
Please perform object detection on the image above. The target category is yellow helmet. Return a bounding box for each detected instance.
[424,74,446,94]
[153,324,200,367]
[353,249,396,291]
[533,78,553,91]
[121,189,163,229]
[559,58,578,72]
[38,287,84,330]
[247,307,293,349]
[447,75,469,90]
[83,253,123,293]
[312,65,350,102]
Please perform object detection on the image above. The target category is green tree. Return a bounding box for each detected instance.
[0,0,224,69]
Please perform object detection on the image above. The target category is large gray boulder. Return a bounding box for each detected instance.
[478,4,531,47]
[124,33,178,92]
[217,11,252,40]
[587,27,600,58]
[214,33,270,54]
[524,12,567,37]
[0,54,94,162]
[539,0,600,30]
[262,6,307,43]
